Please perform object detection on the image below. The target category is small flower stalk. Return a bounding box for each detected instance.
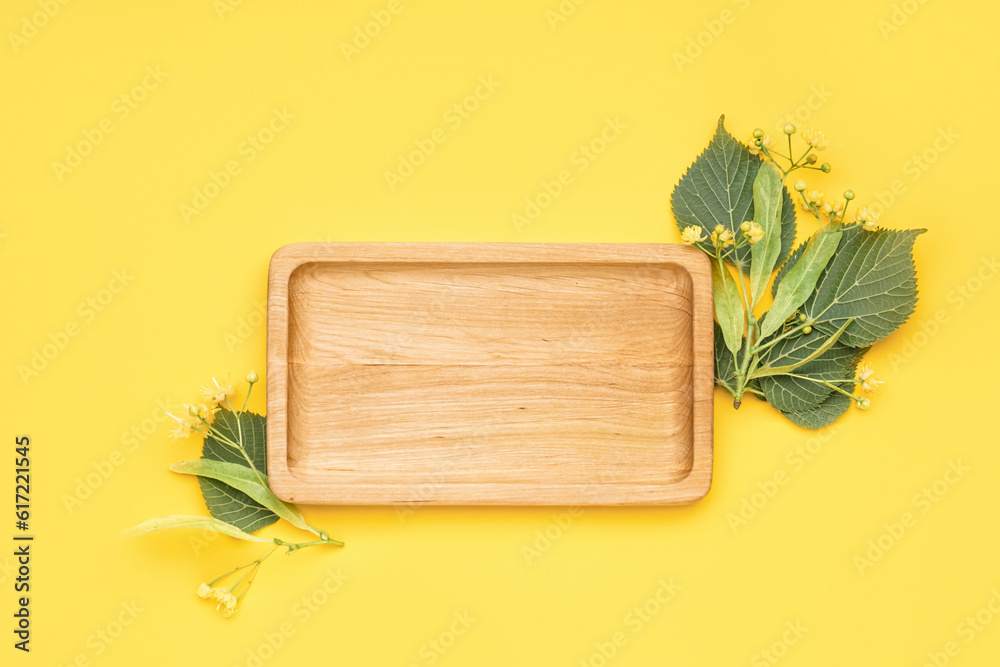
[196,546,278,619]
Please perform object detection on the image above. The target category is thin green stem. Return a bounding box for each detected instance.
[199,415,267,486]
[208,561,256,587]
[274,537,345,553]
[240,382,254,415]
[782,374,862,402]
[235,546,277,601]
[750,322,809,356]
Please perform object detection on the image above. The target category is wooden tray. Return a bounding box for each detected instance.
[266,243,713,505]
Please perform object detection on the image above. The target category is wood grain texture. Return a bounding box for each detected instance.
[267,243,713,505]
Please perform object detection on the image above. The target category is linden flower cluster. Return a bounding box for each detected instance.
[682,122,892,414]
[681,221,764,254]
[754,123,887,412]
[166,373,255,440]
[750,124,883,234]
[196,546,277,619]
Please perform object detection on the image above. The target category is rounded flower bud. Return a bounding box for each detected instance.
[798,313,807,322]
[247,370,259,384]
[805,154,818,164]
[740,221,752,232]
[188,404,201,417]
[794,179,807,192]
[802,325,813,335]
[753,129,764,139]
[714,224,725,234]
[821,163,832,173]
[858,398,872,410]
[844,189,855,200]
[783,123,796,135]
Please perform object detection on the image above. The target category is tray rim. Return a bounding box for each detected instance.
[266,242,714,505]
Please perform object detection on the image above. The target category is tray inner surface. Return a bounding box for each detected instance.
[286,261,695,487]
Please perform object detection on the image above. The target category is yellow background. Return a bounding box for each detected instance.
[2,0,999,665]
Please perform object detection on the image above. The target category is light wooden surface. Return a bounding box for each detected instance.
[266,243,713,505]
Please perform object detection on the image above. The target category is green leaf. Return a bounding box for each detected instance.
[711,259,745,355]
[771,243,806,297]
[748,162,783,307]
[199,409,279,534]
[757,333,866,412]
[170,459,312,535]
[753,318,854,379]
[204,408,267,470]
[803,226,926,347]
[781,392,852,429]
[121,515,273,543]
[760,227,843,339]
[671,116,797,274]
[714,322,739,391]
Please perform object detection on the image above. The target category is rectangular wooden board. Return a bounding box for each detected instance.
[266,243,713,505]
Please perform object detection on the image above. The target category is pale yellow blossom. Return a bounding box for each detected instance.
[856,205,880,231]
[748,134,773,157]
[197,583,212,599]
[801,128,830,150]
[710,227,735,249]
[681,226,707,246]
[857,363,883,394]
[821,200,845,221]
[166,411,200,440]
[201,375,237,406]
[803,189,824,207]
[743,221,764,244]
